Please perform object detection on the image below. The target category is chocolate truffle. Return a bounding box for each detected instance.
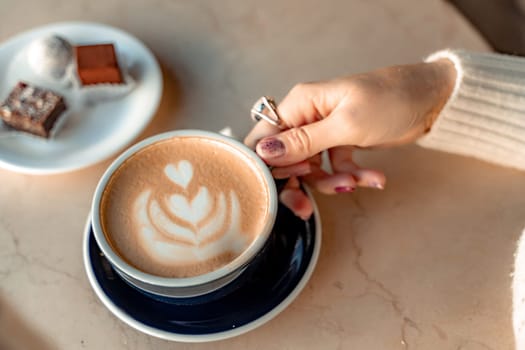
[27,35,73,81]
[0,82,67,138]
[75,44,123,85]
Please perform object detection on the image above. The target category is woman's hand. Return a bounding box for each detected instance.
[244,59,456,219]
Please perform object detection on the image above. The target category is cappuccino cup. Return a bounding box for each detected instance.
[91,130,278,298]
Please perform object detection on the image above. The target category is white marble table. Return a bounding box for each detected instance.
[3,0,522,349]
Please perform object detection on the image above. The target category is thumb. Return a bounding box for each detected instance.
[255,117,342,166]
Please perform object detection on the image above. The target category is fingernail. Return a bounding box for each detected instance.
[335,186,355,193]
[370,182,384,190]
[258,138,286,158]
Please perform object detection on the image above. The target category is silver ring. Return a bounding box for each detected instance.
[250,96,284,129]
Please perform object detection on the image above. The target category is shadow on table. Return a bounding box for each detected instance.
[136,60,184,140]
[310,144,523,348]
[0,294,55,350]
[448,0,525,55]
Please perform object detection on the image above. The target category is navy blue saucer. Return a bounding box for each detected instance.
[84,197,320,341]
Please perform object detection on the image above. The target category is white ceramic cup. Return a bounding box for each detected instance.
[91,130,278,298]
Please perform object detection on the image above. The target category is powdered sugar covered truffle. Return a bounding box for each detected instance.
[27,35,73,81]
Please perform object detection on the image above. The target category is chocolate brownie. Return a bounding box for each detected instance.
[75,44,123,85]
[0,82,67,138]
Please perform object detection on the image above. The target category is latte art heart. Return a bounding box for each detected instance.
[164,160,193,189]
[99,136,270,278]
[135,161,248,264]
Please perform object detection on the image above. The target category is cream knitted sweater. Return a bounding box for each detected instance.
[420,50,525,171]
[421,50,525,348]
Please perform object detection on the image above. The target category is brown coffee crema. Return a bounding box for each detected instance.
[100,137,270,278]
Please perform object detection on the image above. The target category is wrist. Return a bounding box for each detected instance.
[424,58,457,130]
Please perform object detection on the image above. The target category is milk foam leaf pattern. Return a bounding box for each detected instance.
[146,195,195,244]
[168,187,212,225]
[198,193,226,242]
[135,160,248,264]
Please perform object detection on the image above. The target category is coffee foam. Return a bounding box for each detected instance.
[100,136,270,278]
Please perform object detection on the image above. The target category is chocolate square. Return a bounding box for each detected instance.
[0,82,67,138]
[75,43,123,85]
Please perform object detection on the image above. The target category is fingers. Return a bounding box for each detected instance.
[244,83,324,149]
[279,177,314,220]
[302,167,384,194]
[271,160,311,179]
[302,172,357,194]
[244,119,281,149]
[245,81,341,150]
[350,169,386,189]
[273,146,385,194]
[276,82,336,126]
[273,147,386,219]
[329,147,386,189]
[255,117,344,167]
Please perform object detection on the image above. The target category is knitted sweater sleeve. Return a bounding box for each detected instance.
[417,50,525,171]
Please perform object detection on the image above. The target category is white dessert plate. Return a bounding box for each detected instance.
[0,21,162,174]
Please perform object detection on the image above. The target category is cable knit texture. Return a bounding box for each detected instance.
[418,50,525,171]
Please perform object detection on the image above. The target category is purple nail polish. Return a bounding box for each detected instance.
[258,138,285,158]
[335,186,355,193]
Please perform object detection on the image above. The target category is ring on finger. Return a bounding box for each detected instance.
[250,96,285,129]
